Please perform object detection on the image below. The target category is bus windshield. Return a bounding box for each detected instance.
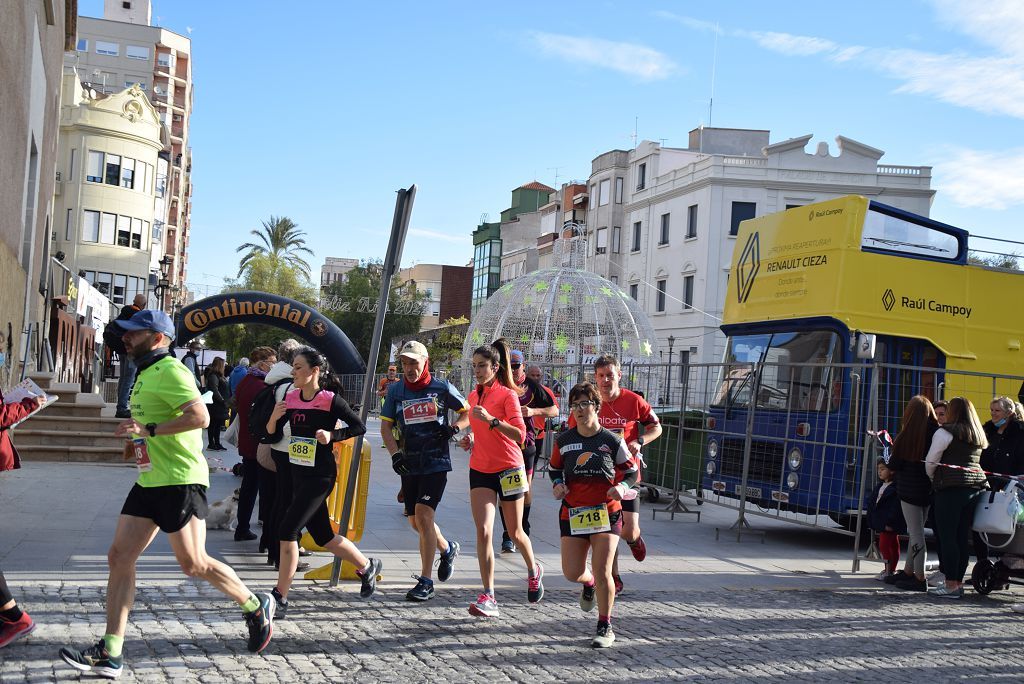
[714,331,841,411]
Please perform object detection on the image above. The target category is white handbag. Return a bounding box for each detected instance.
[222,416,240,447]
[973,480,1023,536]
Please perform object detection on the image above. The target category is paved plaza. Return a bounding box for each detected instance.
[2,418,1024,682]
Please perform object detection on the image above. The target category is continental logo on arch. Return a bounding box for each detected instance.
[184,298,313,332]
[736,232,760,304]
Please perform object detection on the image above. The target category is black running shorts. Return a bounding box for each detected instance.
[620,495,640,514]
[401,471,448,516]
[121,483,209,533]
[521,444,538,476]
[468,468,526,502]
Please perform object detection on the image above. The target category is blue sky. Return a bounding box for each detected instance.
[80,1,1024,297]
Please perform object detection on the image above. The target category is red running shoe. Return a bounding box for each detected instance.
[629,535,647,562]
[613,574,624,594]
[0,612,36,649]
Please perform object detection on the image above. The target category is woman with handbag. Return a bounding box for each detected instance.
[974,396,1024,564]
[925,396,989,598]
[203,357,229,451]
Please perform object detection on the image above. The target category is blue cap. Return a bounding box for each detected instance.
[510,349,525,364]
[119,309,176,339]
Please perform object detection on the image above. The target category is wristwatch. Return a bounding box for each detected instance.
[146,423,158,437]
[489,418,500,430]
[637,435,645,447]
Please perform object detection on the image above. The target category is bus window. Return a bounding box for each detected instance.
[921,345,940,401]
[862,208,962,261]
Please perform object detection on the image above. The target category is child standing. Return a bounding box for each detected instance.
[867,458,906,580]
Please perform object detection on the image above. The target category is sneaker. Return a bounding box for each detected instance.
[1011,604,1024,614]
[114,410,131,419]
[0,613,36,649]
[59,639,124,679]
[528,563,545,603]
[358,558,383,598]
[629,536,647,562]
[894,576,927,592]
[436,540,460,583]
[501,539,517,554]
[591,622,615,649]
[928,584,964,599]
[612,574,624,595]
[468,594,499,617]
[884,572,908,585]
[579,584,596,612]
[927,571,946,587]
[270,588,288,620]
[406,576,435,602]
[874,570,892,582]
[234,529,257,541]
[243,592,275,653]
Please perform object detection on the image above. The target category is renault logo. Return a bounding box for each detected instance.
[882,288,895,312]
[737,232,760,304]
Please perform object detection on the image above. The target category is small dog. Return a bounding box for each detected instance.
[206,488,240,530]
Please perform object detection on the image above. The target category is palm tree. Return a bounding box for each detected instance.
[236,216,315,278]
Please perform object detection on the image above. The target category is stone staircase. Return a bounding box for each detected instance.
[12,372,127,463]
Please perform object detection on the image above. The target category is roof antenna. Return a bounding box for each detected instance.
[631,116,638,147]
[708,22,719,128]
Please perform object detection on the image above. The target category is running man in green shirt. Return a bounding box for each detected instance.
[59,310,275,679]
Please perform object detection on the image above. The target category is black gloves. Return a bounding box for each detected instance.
[391,451,410,476]
[432,422,460,442]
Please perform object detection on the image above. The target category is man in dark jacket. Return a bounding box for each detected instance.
[181,340,203,389]
[115,294,146,418]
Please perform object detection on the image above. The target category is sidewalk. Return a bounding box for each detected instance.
[2,417,1024,682]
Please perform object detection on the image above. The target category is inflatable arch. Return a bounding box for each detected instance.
[175,291,366,376]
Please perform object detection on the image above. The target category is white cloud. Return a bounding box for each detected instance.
[740,30,838,57]
[409,228,467,243]
[652,11,719,34]
[933,147,1024,210]
[929,0,1024,60]
[529,31,678,81]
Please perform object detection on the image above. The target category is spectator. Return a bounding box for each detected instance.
[867,458,906,581]
[229,358,250,395]
[933,400,948,426]
[114,294,147,418]
[974,396,1024,563]
[233,346,277,541]
[886,395,939,591]
[203,357,229,451]
[925,396,989,599]
[181,340,203,389]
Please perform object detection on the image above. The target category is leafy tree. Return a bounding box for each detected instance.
[321,260,427,371]
[236,215,314,279]
[425,316,469,377]
[968,250,1020,270]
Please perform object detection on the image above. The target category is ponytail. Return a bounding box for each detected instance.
[472,338,524,396]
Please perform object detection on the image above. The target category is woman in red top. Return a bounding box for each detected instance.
[551,382,637,648]
[458,338,542,617]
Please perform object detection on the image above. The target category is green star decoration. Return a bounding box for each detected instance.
[534,281,549,293]
[560,283,573,293]
[641,339,653,356]
[558,294,569,306]
[599,286,613,297]
[520,334,530,343]
[554,334,569,354]
[523,295,533,305]
[471,330,484,345]
[584,295,598,305]
[621,340,631,352]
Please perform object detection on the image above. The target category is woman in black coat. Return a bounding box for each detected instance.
[203,357,229,451]
[974,396,1024,561]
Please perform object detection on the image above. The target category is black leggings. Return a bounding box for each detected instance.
[267,449,293,562]
[236,459,260,534]
[0,569,13,605]
[278,470,336,547]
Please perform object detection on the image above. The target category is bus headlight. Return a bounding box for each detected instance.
[786,472,800,490]
[706,461,716,475]
[707,439,718,460]
[787,447,802,470]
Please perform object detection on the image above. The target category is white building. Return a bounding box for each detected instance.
[586,127,934,365]
[320,256,359,290]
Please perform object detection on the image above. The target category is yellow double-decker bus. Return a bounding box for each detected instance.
[705,195,1022,519]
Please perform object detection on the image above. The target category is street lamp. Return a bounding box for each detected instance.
[666,335,676,406]
[153,255,174,311]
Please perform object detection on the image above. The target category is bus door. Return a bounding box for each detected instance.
[872,338,945,435]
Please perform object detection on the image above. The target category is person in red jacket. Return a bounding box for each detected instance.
[0,386,46,648]
[232,346,277,541]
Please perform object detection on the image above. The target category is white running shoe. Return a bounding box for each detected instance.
[468,594,499,617]
[927,571,946,587]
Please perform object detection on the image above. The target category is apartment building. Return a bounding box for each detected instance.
[320,256,359,291]
[397,263,472,331]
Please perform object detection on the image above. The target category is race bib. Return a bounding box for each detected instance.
[568,504,611,535]
[131,438,152,472]
[288,436,317,467]
[402,398,438,425]
[499,466,529,496]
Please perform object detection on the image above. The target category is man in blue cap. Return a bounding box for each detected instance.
[59,310,275,679]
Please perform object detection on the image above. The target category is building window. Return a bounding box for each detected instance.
[95,272,112,296]
[104,154,121,186]
[683,275,694,310]
[100,213,116,244]
[86,151,103,183]
[157,53,174,68]
[82,211,100,242]
[631,221,641,252]
[132,218,143,249]
[117,215,132,247]
[659,213,670,245]
[636,163,646,190]
[599,179,610,207]
[686,204,698,239]
[612,226,621,253]
[113,274,127,305]
[730,201,757,236]
[76,38,88,52]
[151,221,161,242]
[656,279,667,312]
[614,177,623,204]
[595,228,607,254]
[629,283,638,300]
[120,158,135,189]
[611,275,618,285]
[95,41,119,56]
[65,209,74,241]
[786,203,803,210]
[68,148,76,181]
[126,45,149,60]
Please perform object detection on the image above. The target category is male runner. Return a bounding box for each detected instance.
[381,341,469,601]
[568,354,661,593]
[59,310,274,679]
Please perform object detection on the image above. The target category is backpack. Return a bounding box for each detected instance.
[248,378,293,443]
[103,320,127,355]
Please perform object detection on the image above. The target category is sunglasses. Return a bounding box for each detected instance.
[570,400,597,410]
[511,363,522,369]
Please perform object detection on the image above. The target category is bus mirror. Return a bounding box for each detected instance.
[856,333,877,360]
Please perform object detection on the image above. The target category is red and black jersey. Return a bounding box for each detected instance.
[550,427,637,519]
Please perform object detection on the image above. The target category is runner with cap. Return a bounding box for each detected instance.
[381,341,470,601]
[59,311,275,679]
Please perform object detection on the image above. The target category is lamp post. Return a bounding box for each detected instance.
[153,255,174,312]
[666,334,676,406]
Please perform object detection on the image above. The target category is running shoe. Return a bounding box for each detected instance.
[1011,604,1024,614]
[591,622,615,649]
[406,576,435,602]
[927,571,946,587]
[59,639,124,679]
[884,572,908,585]
[0,613,35,649]
[612,574,624,594]
[469,594,499,617]
[244,592,275,653]
[436,540,460,583]
[629,536,647,562]
[358,558,383,598]
[501,539,517,554]
[874,570,892,582]
[894,576,927,592]
[928,584,963,599]
[579,584,596,613]
[528,563,545,603]
[270,588,288,620]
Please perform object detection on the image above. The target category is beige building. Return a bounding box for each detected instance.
[68,0,193,301]
[53,71,169,309]
[320,256,360,291]
[0,1,75,381]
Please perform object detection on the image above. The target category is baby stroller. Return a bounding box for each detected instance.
[970,480,1024,595]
